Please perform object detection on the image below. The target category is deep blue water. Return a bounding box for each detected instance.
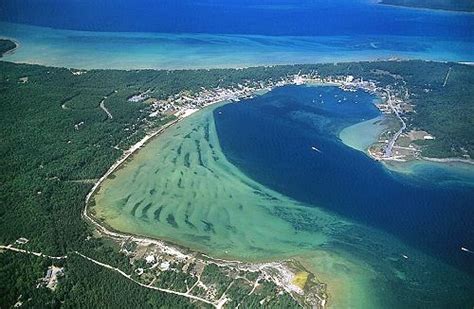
[214,85,474,277]
[1,0,473,39]
[1,1,473,68]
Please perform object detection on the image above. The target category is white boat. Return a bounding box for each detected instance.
[461,247,472,253]
[311,146,322,153]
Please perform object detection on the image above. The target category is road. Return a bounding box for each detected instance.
[384,91,406,158]
[0,245,67,260]
[1,244,219,307]
[443,67,452,87]
[100,97,113,119]
[74,251,219,307]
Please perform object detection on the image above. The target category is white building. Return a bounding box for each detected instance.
[159,261,170,271]
[145,255,156,264]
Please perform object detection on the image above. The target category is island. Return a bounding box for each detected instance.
[1,59,473,307]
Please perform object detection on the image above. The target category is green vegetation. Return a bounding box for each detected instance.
[200,264,233,297]
[154,267,197,292]
[1,59,472,306]
[0,39,16,56]
[239,280,300,308]
[302,60,474,158]
[62,255,197,308]
[198,264,299,308]
[0,60,308,307]
[0,252,55,307]
[380,0,474,12]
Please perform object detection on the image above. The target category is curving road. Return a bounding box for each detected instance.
[100,97,113,119]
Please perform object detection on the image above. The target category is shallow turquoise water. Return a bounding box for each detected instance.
[93,86,474,308]
[1,21,474,69]
[2,1,473,306]
[339,115,387,152]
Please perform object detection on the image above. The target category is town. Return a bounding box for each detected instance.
[127,70,427,163]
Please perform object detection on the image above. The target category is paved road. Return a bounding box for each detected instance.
[100,97,113,119]
[384,91,406,158]
[0,245,67,259]
[443,67,452,87]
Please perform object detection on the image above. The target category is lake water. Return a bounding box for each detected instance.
[92,85,474,308]
[0,0,473,69]
[3,1,473,306]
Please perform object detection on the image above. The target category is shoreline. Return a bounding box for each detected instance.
[0,37,20,57]
[420,156,474,165]
[2,21,474,70]
[83,88,328,308]
[377,1,474,15]
[83,77,470,308]
[340,113,474,171]
[82,80,401,308]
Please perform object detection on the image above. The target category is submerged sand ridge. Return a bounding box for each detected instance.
[93,104,333,259]
[91,102,376,307]
[91,88,474,308]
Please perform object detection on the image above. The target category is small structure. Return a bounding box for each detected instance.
[71,70,86,76]
[159,261,170,271]
[145,254,156,264]
[39,266,64,290]
[128,92,149,103]
[293,75,304,85]
[15,237,29,245]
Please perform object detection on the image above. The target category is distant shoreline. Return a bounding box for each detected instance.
[419,156,474,165]
[1,21,473,70]
[0,37,20,57]
[378,1,474,14]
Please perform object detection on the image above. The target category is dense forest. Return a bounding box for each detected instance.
[381,0,474,12]
[0,39,16,56]
[0,59,472,306]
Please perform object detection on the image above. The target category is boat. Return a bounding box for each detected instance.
[461,247,472,253]
[311,146,322,153]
